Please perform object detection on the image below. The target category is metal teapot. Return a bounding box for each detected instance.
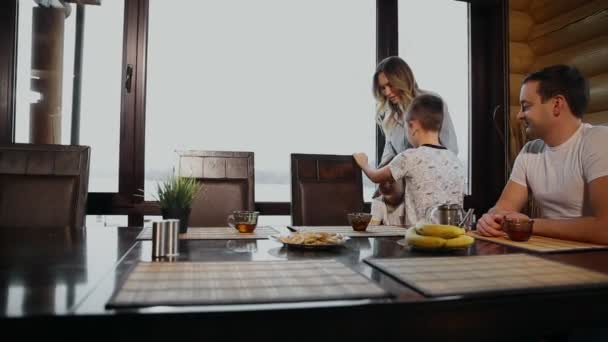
[425,203,466,226]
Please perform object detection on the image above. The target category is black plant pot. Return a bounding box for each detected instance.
[161,207,191,234]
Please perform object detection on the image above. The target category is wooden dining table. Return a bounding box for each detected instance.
[2,224,608,340]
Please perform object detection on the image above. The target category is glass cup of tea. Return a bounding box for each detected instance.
[347,213,372,232]
[501,216,534,242]
[228,211,259,233]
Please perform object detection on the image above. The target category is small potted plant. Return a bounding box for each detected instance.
[156,175,201,234]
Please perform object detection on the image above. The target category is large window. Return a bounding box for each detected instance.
[15,1,125,226]
[399,0,470,191]
[15,1,123,194]
[145,1,377,223]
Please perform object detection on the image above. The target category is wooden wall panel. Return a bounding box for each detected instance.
[584,110,608,124]
[532,35,608,77]
[508,105,526,168]
[529,0,608,41]
[529,4,608,55]
[509,10,533,42]
[529,0,590,24]
[509,73,525,106]
[588,73,608,113]
[510,42,535,74]
[510,0,531,12]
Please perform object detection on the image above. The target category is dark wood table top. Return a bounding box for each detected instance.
[3,225,608,340]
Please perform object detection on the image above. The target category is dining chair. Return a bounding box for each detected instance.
[0,143,90,230]
[176,150,254,227]
[290,153,364,226]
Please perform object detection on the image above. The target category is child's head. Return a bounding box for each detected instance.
[405,94,444,146]
[378,179,404,206]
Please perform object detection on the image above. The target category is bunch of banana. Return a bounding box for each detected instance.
[406,223,474,249]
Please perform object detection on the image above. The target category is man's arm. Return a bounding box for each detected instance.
[477,180,529,237]
[533,176,608,244]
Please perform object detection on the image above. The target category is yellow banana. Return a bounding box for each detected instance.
[415,223,465,239]
[406,227,446,249]
[444,235,475,248]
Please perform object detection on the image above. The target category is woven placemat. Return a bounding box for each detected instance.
[106,259,389,308]
[365,254,608,297]
[469,232,608,253]
[289,225,407,237]
[136,226,278,240]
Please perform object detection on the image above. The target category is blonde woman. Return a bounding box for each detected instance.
[373,56,459,166]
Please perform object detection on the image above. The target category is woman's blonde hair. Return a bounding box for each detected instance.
[372,56,419,134]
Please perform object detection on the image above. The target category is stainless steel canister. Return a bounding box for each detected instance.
[152,219,180,258]
[437,203,463,226]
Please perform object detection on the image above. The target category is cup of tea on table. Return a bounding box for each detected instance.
[347,213,373,232]
[502,216,534,242]
[228,211,259,233]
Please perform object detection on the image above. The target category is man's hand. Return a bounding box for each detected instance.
[353,153,368,168]
[477,181,529,237]
[476,213,506,237]
[477,211,531,237]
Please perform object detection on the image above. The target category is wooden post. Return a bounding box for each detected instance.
[30,6,65,144]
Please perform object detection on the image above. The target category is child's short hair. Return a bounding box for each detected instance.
[405,94,444,132]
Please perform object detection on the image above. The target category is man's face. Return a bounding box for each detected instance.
[517,80,554,138]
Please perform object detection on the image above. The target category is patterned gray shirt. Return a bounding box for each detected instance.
[389,145,465,226]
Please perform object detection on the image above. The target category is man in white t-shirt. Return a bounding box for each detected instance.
[354,94,465,227]
[370,179,405,226]
[477,65,608,244]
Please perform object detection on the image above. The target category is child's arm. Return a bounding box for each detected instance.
[353,153,394,183]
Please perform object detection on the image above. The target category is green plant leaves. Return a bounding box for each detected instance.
[156,176,201,209]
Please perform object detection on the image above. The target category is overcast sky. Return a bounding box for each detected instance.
[15,0,468,198]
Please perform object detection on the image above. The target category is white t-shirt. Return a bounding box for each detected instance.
[510,123,608,219]
[370,198,405,226]
[389,145,465,226]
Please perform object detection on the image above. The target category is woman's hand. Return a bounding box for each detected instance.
[353,153,369,168]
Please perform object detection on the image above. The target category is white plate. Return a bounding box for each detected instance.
[269,234,349,250]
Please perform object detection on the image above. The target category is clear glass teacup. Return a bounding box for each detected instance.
[347,212,372,232]
[502,216,534,241]
[228,211,259,233]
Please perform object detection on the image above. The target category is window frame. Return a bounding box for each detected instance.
[0,0,18,144]
[2,0,508,224]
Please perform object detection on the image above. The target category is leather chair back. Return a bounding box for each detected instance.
[177,151,254,227]
[291,153,363,226]
[0,144,90,230]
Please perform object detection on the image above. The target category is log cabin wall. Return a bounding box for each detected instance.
[508,0,608,169]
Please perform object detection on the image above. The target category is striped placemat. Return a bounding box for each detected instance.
[289,225,407,237]
[136,226,278,240]
[106,259,389,308]
[366,254,608,297]
[469,232,608,253]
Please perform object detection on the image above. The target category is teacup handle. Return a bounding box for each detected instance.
[227,214,235,228]
[424,207,433,222]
